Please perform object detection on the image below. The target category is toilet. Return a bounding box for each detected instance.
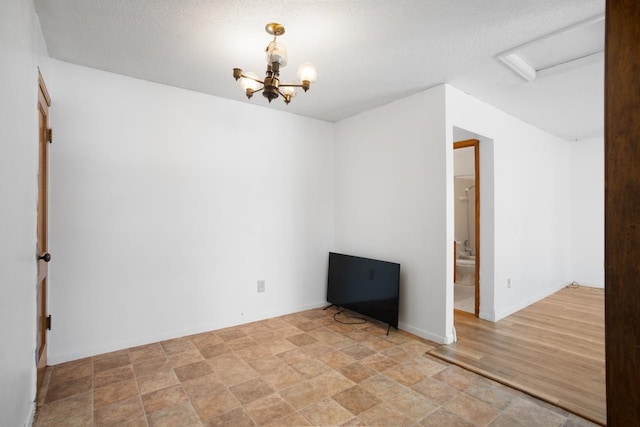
[455,241,476,286]
[456,258,475,285]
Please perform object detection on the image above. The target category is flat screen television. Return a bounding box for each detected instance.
[327,252,400,333]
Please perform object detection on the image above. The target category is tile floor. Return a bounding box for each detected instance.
[34,308,599,426]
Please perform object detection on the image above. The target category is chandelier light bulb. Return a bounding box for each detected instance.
[265,40,288,67]
[239,71,261,92]
[282,86,296,97]
[297,62,318,84]
[281,86,296,104]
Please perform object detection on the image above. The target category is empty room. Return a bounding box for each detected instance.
[3,0,639,426]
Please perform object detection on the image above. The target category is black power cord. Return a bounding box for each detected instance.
[333,308,367,325]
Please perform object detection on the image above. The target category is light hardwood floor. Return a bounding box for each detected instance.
[429,285,606,425]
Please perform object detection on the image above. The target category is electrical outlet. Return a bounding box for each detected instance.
[507,278,511,288]
[257,280,266,293]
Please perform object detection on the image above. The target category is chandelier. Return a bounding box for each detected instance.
[233,23,317,105]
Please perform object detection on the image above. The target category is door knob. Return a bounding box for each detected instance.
[38,252,51,262]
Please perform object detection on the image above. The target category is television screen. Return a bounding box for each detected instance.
[327,252,400,330]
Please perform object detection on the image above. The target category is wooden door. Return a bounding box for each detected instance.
[36,70,51,393]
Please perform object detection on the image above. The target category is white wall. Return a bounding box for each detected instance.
[447,85,572,321]
[334,82,575,341]
[46,60,335,363]
[334,85,454,343]
[41,62,591,363]
[570,137,604,287]
[0,0,49,425]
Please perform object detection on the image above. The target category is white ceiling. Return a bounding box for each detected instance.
[33,0,605,141]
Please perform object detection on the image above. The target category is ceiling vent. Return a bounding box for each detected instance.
[497,15,604,82]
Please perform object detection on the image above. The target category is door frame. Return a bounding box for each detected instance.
[604,0,640,423]
[454,139,480,316]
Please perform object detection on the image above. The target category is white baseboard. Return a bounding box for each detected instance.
[572,281,604,289]
[48,325,214,365]
[493,282,567,321]
[48,303,331,365]
[25,401,35,427]
[479,310,495,321]
[303,301,329,310]
[398,322,451,344]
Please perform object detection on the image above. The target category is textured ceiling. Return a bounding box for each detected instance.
[33,0,605,140]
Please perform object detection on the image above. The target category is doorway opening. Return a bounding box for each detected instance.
[454,139,479,316]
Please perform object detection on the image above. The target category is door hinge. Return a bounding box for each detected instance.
[46,128,52,144]
[46,314,52,331]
